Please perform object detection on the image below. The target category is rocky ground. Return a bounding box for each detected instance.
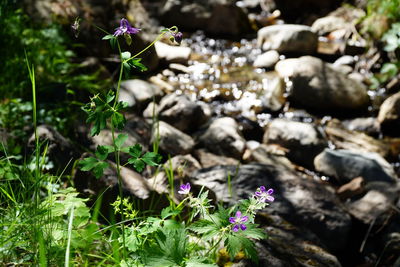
[22,0,400,266]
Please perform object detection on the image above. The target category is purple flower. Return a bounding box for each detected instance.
[254,186,274,203]
[229,211,248,232]
[178,182,191,195]
[113,18,140,37]
[172,32,183,44]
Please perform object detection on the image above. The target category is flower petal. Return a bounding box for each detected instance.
[266,196,274,202]
[267,188,274,195]
[241,216,248,223]
[254,191,262,197]
[229,217,236,224]
[232,224,239,232]
[260,186,266,192]
[235,211,242,218]
[240,224,247,231]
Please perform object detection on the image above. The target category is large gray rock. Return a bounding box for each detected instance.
[160,0,252,37]
[314,149,398,184]
[346,182,400,224]
[190,163,351,252]
[119,79,164,110]
[377,91,400,136]
[198,117,246,159]
[151,121,195,156]
[257,25,318,54]
[263,119,327,168]
[154,42,192,64]
[157,94,210,133]
[275,56,370,111]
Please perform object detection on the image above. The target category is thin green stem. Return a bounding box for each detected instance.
[110,38,126,259]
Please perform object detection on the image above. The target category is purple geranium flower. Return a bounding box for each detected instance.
[172,32,183,44]
[178,182,191,195]
[229,211,248,232]
[254,186,274,203]
[113,18,140,37]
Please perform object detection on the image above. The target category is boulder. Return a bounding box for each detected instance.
[198,117,246,159]
[325,119,390,158]
[194,149,239,168]
[263,119,327,168]
[154,41,192,64]
[190,163,351,251]
[151,121,195,156]
[275,56,370,111]
[342,117,380,136]
[160,0,252,37]
[157,94,210,133]
[314,149,398,184]
[311,16,349,35]
[119,79,164,110]
[377,92,400,136]
[257,25,318,54]
[253,50,280,69]
[346,182,400,224]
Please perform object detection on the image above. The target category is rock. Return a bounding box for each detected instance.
[325,119,390,158]
[259,74,286,112]
[257,25,318,54]
[154,41,192,64]
[165,154,202,179]
[28,125,79,169]
[314,149,398,184]
[160,0,252,37]
[311,16,349,35]
[263,119,327,168]
[194,149,239,168]
[236,116,264,142]
[253,50,280,69]
[378,92,400,136]
[157,94,210,133]
[254,214,342,267]
[333,55,356,66]
[342,117,380,136]
[119,79,164,110]
[151,121,195,156]
[346,182,400,224]
[198,117,246,159]
[275,56,370,111]
[190,163,351,251]
[336,177,366,200]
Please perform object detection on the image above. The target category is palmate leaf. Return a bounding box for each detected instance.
[78,156,109,178]
[226,234,259,263]
[127,144,161,172]
[129,58,147,72]
[189,220,219,235]
[115,133,128,149]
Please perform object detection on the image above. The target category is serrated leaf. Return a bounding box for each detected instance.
[142,152,160,166]
[226,235,241,260]
[189,220,219,234]
[129,144,142,158]
[161,207,181,219]
[92,161,109,178]
[128,158,145,172]
[240,236,258,263]
[79,157,98,171]
[95,145,110,161]
[243,226,267,240]
[111,112,126,130]
[102,34,114,40]
[121,51,131,61]
[115,133,128,149]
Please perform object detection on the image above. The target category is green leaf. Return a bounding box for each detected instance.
[129,58,148,72]
[161,207,181,219]
[128,158,145,172]
[115,133,128,149]
[106,90,115,103]
[226,235,242,260]
[121,51,131,61]
[79,157,98,171]
[92,161,109,178]
[95,145,110,161]
[102,34,114,40]
[240,236,258,263]
[111,112,126,130]
[243,225,267,240]
[189,220,219,235]
[129,144,142,158]
[142,151,161,166]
